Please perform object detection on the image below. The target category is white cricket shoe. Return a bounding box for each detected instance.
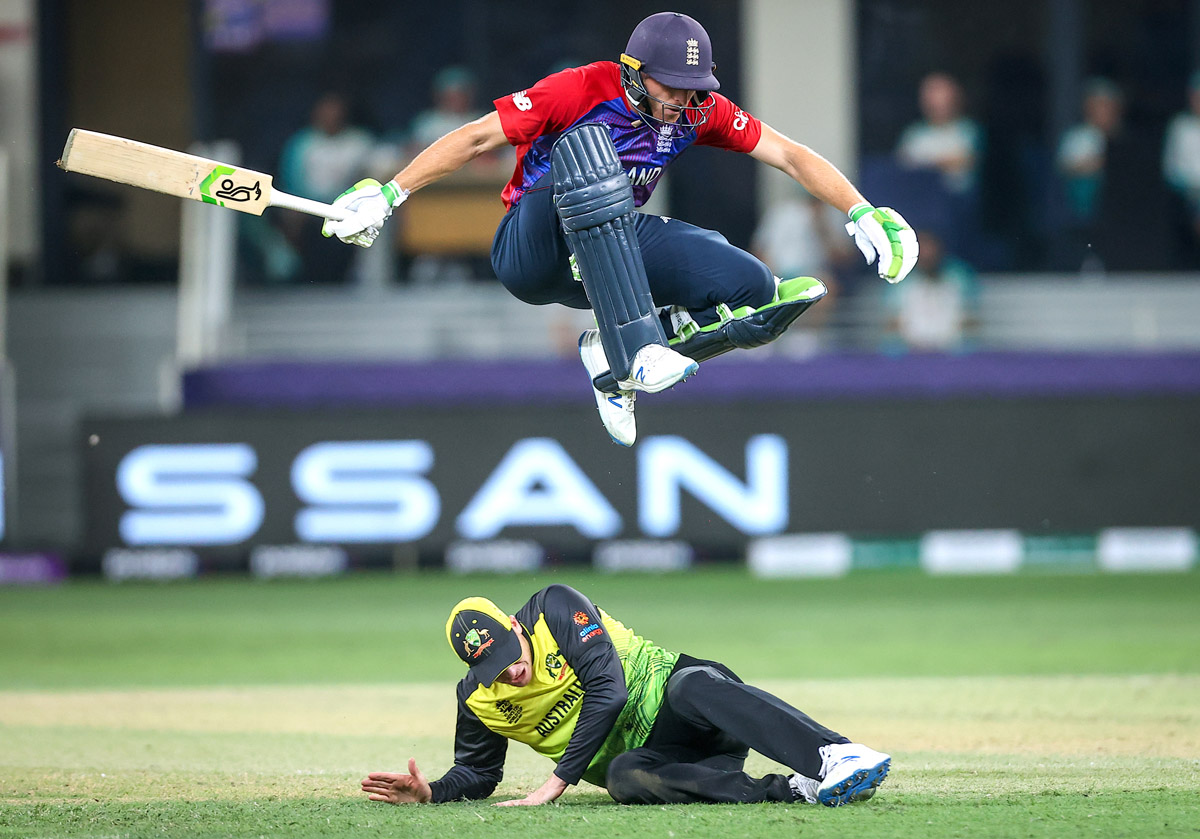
[579,330,637,447]
[816,743,890,807]
[618,342,698,394]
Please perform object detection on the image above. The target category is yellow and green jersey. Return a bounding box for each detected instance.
[429,584,679,801]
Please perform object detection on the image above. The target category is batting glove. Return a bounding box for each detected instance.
[321,178,409,248]
[845,203,919,283]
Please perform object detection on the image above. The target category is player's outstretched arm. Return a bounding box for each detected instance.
[392,111,509,194]
[361,759,433,804]
[324,111,509,248]
[749,123,918,283]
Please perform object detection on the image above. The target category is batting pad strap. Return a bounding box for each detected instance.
[590,277,828,394]
[676,277,828,361]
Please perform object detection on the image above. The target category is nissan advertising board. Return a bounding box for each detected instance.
[81,397,1200,562]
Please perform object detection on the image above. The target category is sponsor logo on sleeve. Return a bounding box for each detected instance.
[732,109,749,131]
[512,90,533,111]
[572,609,603,642]
[578,623,603,642]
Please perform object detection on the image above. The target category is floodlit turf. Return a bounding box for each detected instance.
[1,568,1198,838]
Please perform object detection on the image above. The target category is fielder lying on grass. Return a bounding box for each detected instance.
[361,584,890,807]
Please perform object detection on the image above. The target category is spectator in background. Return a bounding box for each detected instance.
[407,66,486,152]
[402,66,507,285]
[1055,78,1124,228]
[895,72,982,196]
[882,230,977,354]
[751,189,854,354]
[277,92,377,283]
[1162,71,1200,264]
[280,92,377,205]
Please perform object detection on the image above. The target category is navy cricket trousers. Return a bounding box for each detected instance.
[604,656,850,805]
[490,177,775,330]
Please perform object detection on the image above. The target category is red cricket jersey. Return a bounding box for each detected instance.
[493,61,763,209]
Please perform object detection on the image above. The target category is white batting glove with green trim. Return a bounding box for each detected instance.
[845,203,919,283]
[321,178,409,248]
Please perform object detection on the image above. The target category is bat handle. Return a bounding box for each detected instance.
[269,189,349,221]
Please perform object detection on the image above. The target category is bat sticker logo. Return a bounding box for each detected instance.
[214,178,261,203]
[199,165,260,206]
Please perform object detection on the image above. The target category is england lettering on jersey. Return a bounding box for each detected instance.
[494,61,763,210]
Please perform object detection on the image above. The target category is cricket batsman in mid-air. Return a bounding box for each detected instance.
[323,11,918,445]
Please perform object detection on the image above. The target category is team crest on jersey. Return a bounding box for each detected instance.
[463,627,493,659]
[656,124,675,154]
[573,611,590,626]
[544,650,566,679]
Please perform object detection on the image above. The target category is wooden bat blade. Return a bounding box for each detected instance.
[58,128,274,216]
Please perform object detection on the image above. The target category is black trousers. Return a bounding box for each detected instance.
[605,656,848,805]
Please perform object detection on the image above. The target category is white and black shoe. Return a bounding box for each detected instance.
[816,743,890,807]
[579,330,637,447]
[788,773,820,804]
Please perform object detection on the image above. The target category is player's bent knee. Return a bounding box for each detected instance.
[606,751,656,805]
[493,263,585,307]
[750,261,777,306]
[723,253,775,311]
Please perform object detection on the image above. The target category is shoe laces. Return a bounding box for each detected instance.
[818,744,845,779]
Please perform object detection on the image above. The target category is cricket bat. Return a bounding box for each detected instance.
[57,128,347,221]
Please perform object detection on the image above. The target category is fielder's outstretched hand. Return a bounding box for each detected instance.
[846,202,919,283]
[493,773,568,806]
[322,178,409,248]
[361,759,432,804]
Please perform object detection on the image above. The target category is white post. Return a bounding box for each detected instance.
[744,0,857,209]
[0,148,14,543]
[173,141,239,402]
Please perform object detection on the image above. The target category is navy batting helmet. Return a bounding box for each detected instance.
[622,12,720,91]
[620,12,719,130]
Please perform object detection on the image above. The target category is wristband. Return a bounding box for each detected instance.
[381,179,410,207]
[848,202,874,222]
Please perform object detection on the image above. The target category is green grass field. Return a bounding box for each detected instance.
[1,569,1197,838]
